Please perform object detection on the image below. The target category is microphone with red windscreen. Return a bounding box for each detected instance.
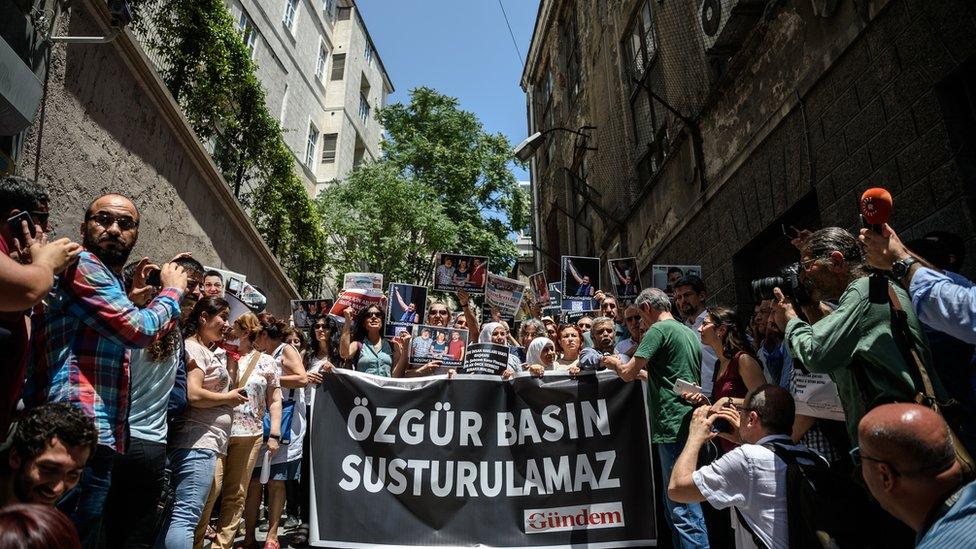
[859,187,893,234]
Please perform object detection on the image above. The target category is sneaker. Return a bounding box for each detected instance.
[283,515,301,529]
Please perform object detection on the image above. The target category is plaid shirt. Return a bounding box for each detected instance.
[25,251,182,452]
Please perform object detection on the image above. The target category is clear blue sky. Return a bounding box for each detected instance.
[357,0,540,181]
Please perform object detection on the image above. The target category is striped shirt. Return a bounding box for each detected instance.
[25,251,182,452]
[917,480,976,548]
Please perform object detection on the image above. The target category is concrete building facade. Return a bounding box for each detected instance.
[521,0,976,309]
[220,0,392,196]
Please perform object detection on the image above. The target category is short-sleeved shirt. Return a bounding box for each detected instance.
[412,336,433,358]
[231,350,280,437]
[633,318,701,443]
[692,435,796,549]
[169,338,233,454]
[128,343,180,443]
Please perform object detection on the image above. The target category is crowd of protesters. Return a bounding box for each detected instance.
[2,174,976,549]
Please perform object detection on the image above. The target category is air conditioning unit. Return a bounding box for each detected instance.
[698,0,767,55]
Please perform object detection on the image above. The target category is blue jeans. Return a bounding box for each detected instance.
[657,442,710,549]
[58,444,117,548]
[158,448,216,549]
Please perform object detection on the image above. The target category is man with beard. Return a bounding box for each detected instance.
[673,275,718,397]
[770,227,946,446]
[23,193,187,547]
[0,403,97,508]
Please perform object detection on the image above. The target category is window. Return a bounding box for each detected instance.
[315,39,328,81]
[279,84,289,122]
[533,65,554,165]
[364,42,373,65]
[238,10,258,58]
[283,0,298,31]
[337,6,352,20]
[324,0,336,21]
[563,7,582,102]
[359,93,370,125]
[305,123,319,167]
[321,133,338,163]
[330,53,346,80]
[625,1,657,81]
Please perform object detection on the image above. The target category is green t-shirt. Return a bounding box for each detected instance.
[785,276,945,443]
[634,318,702,443]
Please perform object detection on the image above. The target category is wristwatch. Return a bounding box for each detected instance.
[268,433,281,441]
[891,257,919,279]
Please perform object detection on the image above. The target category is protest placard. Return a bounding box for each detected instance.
[608,257,641,300]
[529,272,549,306]
[433,253,489,294]
[651,265,701,296]
[789,370,846,421]
[328,289,384,322]
[458,343,510,375]
[290,299,334,329]
[385,283,427,338]
[343,272,384,291]
[486,273,527,318]
[543,282,563,318]
[561,256,600,311]
[310,370,657,548]
[409,324,469,368]
[563,310,599,325]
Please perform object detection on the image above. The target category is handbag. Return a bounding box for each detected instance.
[264,344,296,444]
[886,283,976,476]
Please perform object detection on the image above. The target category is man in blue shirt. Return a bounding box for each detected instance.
[856,403,975,548]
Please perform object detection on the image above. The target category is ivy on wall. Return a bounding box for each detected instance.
[132,0,327,296]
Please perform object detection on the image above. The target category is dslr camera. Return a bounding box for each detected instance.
[750,262,812,305]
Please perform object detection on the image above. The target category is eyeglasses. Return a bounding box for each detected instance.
[625,315,640,323]
[364,311,383,319]
[87,212,138,230]
[849,446,954,477]
[314,324,330,331]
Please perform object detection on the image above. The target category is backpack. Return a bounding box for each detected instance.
[762,441,873,549]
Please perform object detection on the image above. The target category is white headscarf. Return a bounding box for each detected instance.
[524,337,554,368]
[479,322,504,344]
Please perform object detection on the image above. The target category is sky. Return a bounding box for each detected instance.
[356,0,540,181]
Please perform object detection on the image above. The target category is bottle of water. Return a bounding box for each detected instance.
[259,449,271,484]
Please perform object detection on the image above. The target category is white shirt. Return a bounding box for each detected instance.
[692,435,797,549]
[614,338,638,363]
[686,310,718,396]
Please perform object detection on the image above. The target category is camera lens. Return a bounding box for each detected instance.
[750,276,785,302]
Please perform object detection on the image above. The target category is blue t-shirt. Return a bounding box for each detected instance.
[917,480,976,548]
[128,346,180,443]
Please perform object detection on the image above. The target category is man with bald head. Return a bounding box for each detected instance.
[858,403,975,547]
[24,193,188,547]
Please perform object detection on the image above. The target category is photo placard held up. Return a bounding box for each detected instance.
[408,325,469,368]
[432,253,488,294]
[385,283,427,338]
[529,271,549,307]
[561,256,600,311]
[343,272,384,292]
[328,289,383,322]
[544,282,563,318]
[291,299,335,329]
[651,265,702,296]
[485,273,526,318]
[608,257,641,300]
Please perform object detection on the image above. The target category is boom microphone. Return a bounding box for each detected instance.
[859,187,893,232]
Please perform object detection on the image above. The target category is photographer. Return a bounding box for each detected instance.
[770,227,945,445]
[668,384,802,549]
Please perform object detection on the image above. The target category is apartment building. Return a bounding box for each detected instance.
[226,0,393,195]
[521,0,976,309]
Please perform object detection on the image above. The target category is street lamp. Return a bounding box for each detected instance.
[512,126,595,162]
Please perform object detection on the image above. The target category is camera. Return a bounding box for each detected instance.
[750,262,811,305]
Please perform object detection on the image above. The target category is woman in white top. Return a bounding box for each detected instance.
[523,337,557,377]
[196,313,282,549]
[241,315,307,549]
[161,297,247,549]
[553,324,583,372]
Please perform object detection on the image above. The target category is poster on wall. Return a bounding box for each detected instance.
[651,265,702,296]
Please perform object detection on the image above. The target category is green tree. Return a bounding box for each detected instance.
[315,162,456,285]
[378,87,529,276]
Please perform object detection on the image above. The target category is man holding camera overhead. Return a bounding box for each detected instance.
[769,227,945,446]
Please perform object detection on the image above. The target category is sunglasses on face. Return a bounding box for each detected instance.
[314,324,330,331]
[364,312,383,319]
[87,212,138,231]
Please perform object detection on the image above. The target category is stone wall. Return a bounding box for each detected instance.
[18,0,299,315]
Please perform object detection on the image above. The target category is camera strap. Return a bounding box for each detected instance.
[886,283,976,474]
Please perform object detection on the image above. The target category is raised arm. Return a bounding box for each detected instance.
[394,287,409,311]
[567,260,583,284]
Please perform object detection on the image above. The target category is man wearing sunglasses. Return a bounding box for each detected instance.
[614,304,643,362]
[23,193,188,547]
[856,403,974,548]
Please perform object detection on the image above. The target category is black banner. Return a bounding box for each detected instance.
[309,370,656,548]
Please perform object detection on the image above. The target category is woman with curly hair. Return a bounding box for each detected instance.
[339,305,409,378]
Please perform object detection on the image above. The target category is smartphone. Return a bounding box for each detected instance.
[6,211,36,240]
[146,268,162,287]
